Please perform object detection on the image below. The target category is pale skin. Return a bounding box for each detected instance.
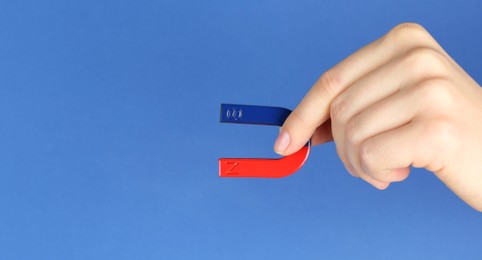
[273,23,482,212]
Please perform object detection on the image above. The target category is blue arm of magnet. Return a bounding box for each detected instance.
[220,104,291,126]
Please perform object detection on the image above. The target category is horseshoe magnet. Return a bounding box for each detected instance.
[219,104,311,178]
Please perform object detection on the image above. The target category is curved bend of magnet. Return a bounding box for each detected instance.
[219,104,311,178]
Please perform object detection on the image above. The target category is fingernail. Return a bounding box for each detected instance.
[274,129,290,155]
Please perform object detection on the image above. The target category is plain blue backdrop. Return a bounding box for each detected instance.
[1,0,481,259]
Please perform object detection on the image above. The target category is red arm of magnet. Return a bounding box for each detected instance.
[219,144,310,178]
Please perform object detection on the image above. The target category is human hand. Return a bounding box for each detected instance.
[274,23,482,211]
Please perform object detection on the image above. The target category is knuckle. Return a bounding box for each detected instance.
[393,22,427,34]
[383,23,434,51]
[387,22,430,42]
[424,118,458,152]
[403,47,449,76]
[415,78,455,111]
[316,69,342,97]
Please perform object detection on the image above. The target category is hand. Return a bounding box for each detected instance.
[274,23,482,211]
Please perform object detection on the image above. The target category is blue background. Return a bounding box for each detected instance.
[1,0,481,259]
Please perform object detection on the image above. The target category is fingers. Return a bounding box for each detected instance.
[306,116,392,190]
[357,123,421,182]
[343,89,418,181]
[329,54,411,172]
[330,48,449,180]
[275,23,440,156]
[352,114,453,183]
[337,77,461,186]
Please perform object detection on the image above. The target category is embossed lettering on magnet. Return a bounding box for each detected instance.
[226,108,243,121]
[224,161,240,175]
